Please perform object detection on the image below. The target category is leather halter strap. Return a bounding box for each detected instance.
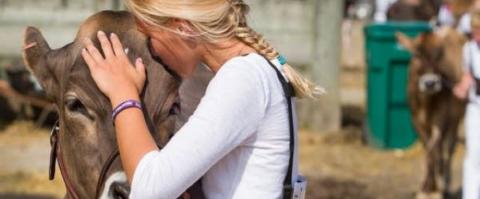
[49,121,80,199]
[49,121,121,199]
[94,149,120,198]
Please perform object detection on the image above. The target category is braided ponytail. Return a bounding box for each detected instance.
[230,0,324,98]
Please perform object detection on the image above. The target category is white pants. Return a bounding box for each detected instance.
[463,103,480,199]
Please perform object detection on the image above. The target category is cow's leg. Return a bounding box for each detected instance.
[422,150,437,192]
[434,125,446,193]
[412,110,429,148]
[418,125,442,199]
[412,110,436,198]
[439,120,459,196]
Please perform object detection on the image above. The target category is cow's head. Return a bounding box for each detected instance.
[23,11,181,198]
[397,27,466,95]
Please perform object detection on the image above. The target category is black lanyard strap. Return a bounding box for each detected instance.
[262,56,295,198]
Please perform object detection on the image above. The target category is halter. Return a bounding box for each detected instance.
[49,120,121,199]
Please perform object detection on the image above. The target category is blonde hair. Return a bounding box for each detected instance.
[472,9,480,30]
[126,0,324,98]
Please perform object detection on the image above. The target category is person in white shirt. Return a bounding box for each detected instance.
[456,0,480,35]
[458,13,472,34]
[80,0,322,198]
[374,0,398,22]
[454,9,480,199]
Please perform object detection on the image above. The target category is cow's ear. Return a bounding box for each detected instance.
[396,32,415,52]
[23,27,51,71]
[22,27,56,94]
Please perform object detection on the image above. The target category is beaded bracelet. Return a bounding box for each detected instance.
[112,99,142,120]
[278,54,287,65]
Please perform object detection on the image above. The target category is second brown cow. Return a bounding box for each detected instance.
[397,27,466,199]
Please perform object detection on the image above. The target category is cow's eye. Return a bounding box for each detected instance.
[66,98,85,113]
[64,95,92,120]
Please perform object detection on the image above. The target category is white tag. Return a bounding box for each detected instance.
[292,175,307,199]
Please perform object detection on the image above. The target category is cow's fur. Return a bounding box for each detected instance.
[23,11,212,198]
[397,27,467,199]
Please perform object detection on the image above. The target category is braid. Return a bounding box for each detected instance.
[228,0,324,98]
[235,27,279,59]
[227,0,278,59]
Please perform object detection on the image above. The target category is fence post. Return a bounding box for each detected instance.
[298,0,343,132]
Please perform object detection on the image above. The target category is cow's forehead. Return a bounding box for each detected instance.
[47,12,139,103]
[434,27,450,40]
[75,11,136,41]
[415,33,444,54]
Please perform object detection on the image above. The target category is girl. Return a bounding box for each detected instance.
[81,0,320,198]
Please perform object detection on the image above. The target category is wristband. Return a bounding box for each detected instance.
[112,99,142,120]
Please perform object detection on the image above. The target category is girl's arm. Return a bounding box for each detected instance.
[111,93,159,184]
[82,31,269,198]
[81,31,158,182]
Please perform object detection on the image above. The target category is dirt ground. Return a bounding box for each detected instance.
[300,129,464,199]
[0,120,466,199]
[0,121,64,199]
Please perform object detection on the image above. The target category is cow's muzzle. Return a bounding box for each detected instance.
[100,172,130,199]
[418,73,442,94]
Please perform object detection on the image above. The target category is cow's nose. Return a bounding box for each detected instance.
[99,171,128,199]
[110,181,130,199]
[425,81,436,89]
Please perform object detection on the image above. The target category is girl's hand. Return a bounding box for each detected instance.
[453,83,469,100]
[453,72,473,100]
[81,31,146,107]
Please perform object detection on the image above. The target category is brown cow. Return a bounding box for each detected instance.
[397,27,466,199]
[23,11,211,198]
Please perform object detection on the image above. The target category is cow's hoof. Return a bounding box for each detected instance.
[416,191,443,199]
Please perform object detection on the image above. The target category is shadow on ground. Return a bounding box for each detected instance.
[306,176,372,199]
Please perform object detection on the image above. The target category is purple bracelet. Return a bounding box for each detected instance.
[112,99,142,120]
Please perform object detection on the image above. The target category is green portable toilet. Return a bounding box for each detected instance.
[364,22,432,149]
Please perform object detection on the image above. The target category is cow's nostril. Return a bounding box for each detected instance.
[425,81,435,88]
[170,102,181,115]
[110,182,130,199]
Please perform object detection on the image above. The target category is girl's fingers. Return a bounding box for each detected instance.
[83,38,105,64]
[110,33,127,59]
[135,58,146,78]
[97,31,114,59]
[81,48,97,72]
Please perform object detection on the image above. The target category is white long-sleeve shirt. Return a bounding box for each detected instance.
[463,41,480,104]
[130,53,298,199]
